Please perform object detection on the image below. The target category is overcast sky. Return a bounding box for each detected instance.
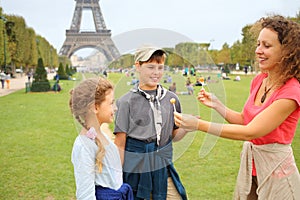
[1,0,299,55]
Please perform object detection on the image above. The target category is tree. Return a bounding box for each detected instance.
[230,40,244,68]
[165,50,184,68]
[108,54,134,69]
[0,12,65,72]
[58,55,71,68]
[31,58,50,92]
[175,42,199,66]
[56,62,68,80]
[241,25,256,69]
[26,28,38,67]
[65,64,71,76]
[217,43,232,64]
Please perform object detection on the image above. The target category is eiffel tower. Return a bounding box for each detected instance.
[59,0,120,61]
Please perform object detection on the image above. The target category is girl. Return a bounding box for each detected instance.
[70,77,133,200]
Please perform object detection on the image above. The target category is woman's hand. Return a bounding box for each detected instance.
[174,112,200,132]
[197,89,218,108]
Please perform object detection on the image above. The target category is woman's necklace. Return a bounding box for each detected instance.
[260,79,273,103]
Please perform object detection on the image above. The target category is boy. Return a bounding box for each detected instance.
[114,45,188,200]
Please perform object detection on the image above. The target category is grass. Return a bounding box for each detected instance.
[0,72,299,199]
[0,80,77,199]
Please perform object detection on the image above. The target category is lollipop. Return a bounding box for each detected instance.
[199,77,205,89]
[170,98,176,112]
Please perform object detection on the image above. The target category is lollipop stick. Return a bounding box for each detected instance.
[199,77,205,90]
[170,98,177,112]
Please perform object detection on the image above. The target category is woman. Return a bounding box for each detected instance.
[70,77,133,200]
[174,15,300,199]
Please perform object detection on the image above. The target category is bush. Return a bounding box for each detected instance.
[56,62,69,80]
[31,81,51,92]
[31,58,51,92]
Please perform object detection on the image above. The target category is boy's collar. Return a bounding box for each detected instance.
[131,84,167,101]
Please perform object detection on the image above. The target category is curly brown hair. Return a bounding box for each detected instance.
[259,15,300,83]
[69,77,114,172]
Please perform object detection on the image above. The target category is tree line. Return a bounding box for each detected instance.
[0,7,299,74]
[110,12,300,73]
[0,7,70,74]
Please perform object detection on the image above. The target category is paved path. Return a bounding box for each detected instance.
[0,73,55,97]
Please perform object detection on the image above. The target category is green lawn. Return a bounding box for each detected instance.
[0,72,299,199]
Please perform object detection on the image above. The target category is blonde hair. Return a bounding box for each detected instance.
[69,77,114,172]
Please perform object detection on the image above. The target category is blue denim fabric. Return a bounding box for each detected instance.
[95,183,133,200]
[123,137,187,200]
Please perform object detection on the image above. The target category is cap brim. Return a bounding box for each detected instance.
[135,46,165,63]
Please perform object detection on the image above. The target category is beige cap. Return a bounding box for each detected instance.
[134,45,165,63]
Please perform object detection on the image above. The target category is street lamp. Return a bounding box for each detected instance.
[50,48,53,69]
[209,39,215,50]
[0,16,14,73]
[0,16,7,73]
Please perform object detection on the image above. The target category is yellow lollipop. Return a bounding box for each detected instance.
[199,77,205,89]
[170,98,176,112]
